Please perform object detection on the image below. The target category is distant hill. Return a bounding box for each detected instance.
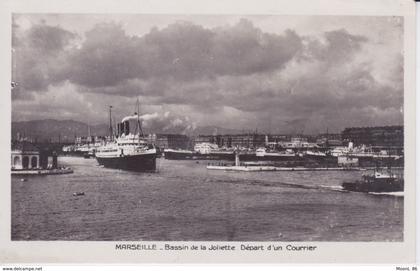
[192,125,243,135]
[12,119,108,143]
[11,119,244,143]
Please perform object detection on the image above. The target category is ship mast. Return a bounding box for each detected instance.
[136,98,144,139]
[109,105,113,141]
[87,121,91,146]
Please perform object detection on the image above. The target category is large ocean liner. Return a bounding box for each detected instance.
[95,105,157,171]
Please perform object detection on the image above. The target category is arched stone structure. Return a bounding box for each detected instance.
[22,156,29,169]
[13,156,20,168]
[11,150,43,170]
[31,156,38,168]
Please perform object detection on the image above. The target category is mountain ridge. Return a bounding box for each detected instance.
[11,119,245,142]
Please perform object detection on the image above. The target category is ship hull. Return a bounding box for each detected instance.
[239,153,298,162]
[303,154,338,167]
[164,151,234,160]
[96,153,156,171]
[342,179,404,193]
[164,151,195,160]
[197,152,235,160]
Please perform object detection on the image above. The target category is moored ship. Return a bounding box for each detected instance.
[163,143,235,160]
[239,147,297,161]
[302,150,338,167]
[193,143,235,160]
[95,105,157,172]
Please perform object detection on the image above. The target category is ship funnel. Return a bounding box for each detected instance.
[124,121,130,135]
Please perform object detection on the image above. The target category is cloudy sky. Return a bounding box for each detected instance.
[11,14,403,134]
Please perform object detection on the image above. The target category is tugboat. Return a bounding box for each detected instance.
[95,103,157,172]
[342,168,403,193]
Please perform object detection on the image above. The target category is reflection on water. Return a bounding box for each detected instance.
[11,157,403,241]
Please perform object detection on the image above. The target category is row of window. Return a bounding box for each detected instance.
[99,149,117,153]
[118,143,140,146]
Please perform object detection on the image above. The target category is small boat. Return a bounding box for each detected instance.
[73,192,85,196]
[342,169,403,193]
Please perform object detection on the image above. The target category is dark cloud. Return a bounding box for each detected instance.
[15,19,302,91]
[210,19,302,76]
[12,22,76,98]
[12,16,403,133]
[63,23,142,87]
[301,29,367,63]
[27,24,76,52]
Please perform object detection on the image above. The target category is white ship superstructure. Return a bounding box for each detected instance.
[95,105,157,171]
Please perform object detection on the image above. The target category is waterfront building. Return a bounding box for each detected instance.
[75,136,93,145]
[341,126,403,148]
[267,134,290,143]
[316,138,343,148]
[194,135,215,145]
[229,134,265,148]
[75,136,106,145]
[153,134,191,150]
[279,137,318,149]
[194,134,266,149]
[11,143,58,170]
[11,149,41,170]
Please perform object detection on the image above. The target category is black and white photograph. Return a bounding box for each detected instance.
[2,0,417,265]
[10,13,406,242]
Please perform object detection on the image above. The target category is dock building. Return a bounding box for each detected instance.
[11,143,58,170]
[341,126,403,148]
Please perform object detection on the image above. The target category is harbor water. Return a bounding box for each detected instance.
[12,157,403,241]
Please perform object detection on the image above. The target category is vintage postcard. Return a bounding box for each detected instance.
[0,0,416,264]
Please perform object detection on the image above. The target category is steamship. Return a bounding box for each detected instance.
[95,106,157,172]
